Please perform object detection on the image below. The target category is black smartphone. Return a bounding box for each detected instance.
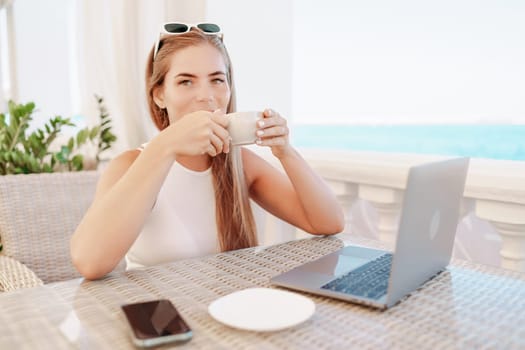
[121,299,192,347]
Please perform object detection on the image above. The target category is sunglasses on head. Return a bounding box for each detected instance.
[153,22,223,60]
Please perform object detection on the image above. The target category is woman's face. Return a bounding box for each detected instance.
[154,43,231,123]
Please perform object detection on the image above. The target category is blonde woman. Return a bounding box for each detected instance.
[71,23,344,279]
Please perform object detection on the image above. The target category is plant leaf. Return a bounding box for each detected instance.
[71,154,84,171]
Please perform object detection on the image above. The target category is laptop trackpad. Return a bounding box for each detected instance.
[301,253,370,276]
[299,246,387,276]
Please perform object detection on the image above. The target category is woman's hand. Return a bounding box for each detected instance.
[162,109,230,157]
[255,108,292,158]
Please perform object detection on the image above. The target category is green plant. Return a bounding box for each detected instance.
[0,95,116,174]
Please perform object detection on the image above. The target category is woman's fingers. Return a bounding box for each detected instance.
[210,121,230,154]
[255,109,293,158]
[208,133,225,155]
[211,109,229,128]
[256,125,288,138]
[256,108,289,143]
[205,142,217,156]
[167,110,232,157]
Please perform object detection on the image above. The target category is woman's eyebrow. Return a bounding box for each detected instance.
[175,73,196,78]
[174,71,226,78]
[209,71,226,77]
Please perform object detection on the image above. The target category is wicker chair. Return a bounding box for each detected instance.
[0,171,124,292]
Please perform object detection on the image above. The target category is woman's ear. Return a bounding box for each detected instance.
[152,87,166,109]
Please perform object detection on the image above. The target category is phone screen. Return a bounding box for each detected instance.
[121,299,192,347]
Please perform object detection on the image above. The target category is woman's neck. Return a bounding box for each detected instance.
[175,154,212,172]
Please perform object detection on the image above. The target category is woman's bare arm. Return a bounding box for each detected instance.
[243,147,344,235]
[70,141,176,279]
[71,110,231,279]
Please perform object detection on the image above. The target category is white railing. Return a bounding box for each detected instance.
[252,147,525,273]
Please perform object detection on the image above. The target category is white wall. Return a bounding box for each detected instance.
[292,0,525,124]
[206,0,294,120]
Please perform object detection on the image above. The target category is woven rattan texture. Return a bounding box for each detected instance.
[0,255,43,291]
[0,236,524,349]
[0,172,99,283]
[0,172,124,285]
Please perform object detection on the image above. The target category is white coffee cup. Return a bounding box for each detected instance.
[226,111,262,146]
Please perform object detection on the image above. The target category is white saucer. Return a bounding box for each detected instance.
[208,288,315,332]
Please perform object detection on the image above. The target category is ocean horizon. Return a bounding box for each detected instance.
[290,124,525,161]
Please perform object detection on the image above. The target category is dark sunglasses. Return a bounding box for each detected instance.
[153,22,223,60]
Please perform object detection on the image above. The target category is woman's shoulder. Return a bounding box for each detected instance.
[240,147,276,184]
[102,149,141,177]
[240,147,263,168]
[93,149,141,198]
[241,147,276,168]
[109,149,141,169]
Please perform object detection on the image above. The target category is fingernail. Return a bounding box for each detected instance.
[256,139,262,145]
[258,120,265,127]
[266,109,273,116]
[256,130,264,136]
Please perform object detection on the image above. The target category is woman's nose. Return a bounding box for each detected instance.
[195,84,215,102]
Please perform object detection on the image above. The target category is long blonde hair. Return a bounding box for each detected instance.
[145,29,258,251]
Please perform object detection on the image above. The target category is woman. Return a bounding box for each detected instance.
[71,24,344,280]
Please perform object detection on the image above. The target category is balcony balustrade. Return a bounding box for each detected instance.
[252,147,525,272]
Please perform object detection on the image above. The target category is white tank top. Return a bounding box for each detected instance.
[125,148,219,270]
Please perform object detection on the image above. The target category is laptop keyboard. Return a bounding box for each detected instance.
[321,253,393,300]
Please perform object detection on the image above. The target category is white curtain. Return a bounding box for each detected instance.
[0,0,15,113]
[0,0,14,8]
[74,0,206,154]
[0,46,4,113]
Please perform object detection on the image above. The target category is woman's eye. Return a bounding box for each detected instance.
[212,78,225,84]
[178,80,192,86]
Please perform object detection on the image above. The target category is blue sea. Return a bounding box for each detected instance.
[290,124,525,161]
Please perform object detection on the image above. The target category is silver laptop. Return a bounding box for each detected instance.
[271,157,469,309]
